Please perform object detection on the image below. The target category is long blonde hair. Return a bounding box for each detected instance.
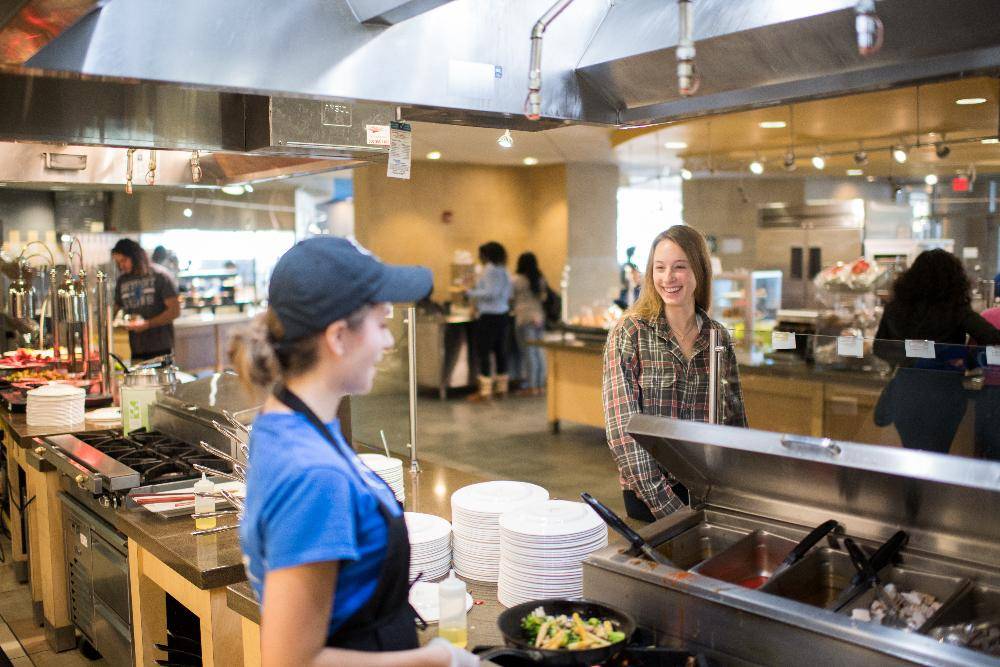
[627,225,713,322]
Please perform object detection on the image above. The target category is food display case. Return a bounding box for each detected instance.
[711,270,782,347]
[582,416,1000,666]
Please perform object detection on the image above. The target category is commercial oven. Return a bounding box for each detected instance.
[582,416,1000,665]
[61,492,133,667]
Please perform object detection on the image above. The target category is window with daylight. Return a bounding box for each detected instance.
[616,177,684,270]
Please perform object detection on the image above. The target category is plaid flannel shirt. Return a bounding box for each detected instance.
[602,311,748,518]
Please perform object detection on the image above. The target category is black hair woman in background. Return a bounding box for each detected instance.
[111,238,180,361]
[873,249,1000,453]
[511,252,548,396]
[466,241,512,400]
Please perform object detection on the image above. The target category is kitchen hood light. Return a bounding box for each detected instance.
[663,141,688,149]
[892,145,908,164]
[846,169,864,176]
[955,97,987,105]
[853,150,869,165]
[221,184,246,196]
[782,151,796,171]
[426,151,442,160]
[811,154,826,170]
[680,168,693,180]
[758,121,786,129]
[749,160,764,175]
[924,174,938,186]
[982,138,999,144]
[522,157,539,166]
[183,208,193,218]
[497,129,514,148]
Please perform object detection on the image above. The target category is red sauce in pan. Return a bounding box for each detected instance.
[738,575,769,589]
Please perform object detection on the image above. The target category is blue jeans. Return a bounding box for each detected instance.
[515,323,546,389]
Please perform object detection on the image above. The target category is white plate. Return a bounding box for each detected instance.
[86,407,122,422]
[451,481,548,515]
[358,454,404,471]
[405,512,452,544]
[499,500,602,537]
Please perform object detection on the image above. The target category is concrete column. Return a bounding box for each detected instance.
[565,163,620,319]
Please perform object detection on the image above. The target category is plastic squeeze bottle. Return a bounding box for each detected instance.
[438,569,467,648]
[193,473,216,530]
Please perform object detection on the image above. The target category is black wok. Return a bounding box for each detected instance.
[477,598,636,666]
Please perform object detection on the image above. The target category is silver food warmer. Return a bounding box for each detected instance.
[151,370,261,462]
[582,416,1000,666]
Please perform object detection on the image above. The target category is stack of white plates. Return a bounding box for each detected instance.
[497,500,608,607]
[451,481,549,582]
[404,512,452,582]
[26,384,86,427]
[358,454,405,502]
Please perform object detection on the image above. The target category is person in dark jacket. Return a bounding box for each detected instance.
[873,249,1000,453]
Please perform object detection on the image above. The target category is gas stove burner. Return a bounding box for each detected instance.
[129,431,176,446]
[117,449,165,467]
[87,438,138,454]
[142,460,193,484]
[153,444,201,459]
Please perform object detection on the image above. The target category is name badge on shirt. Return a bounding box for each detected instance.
[904,339,936,359]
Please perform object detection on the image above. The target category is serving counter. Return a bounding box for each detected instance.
[537,338,912,447]
[113,310,256,374]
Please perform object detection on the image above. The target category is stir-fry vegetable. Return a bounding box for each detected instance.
[520,608,626,650]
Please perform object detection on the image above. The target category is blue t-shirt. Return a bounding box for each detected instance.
[239,412,402,636]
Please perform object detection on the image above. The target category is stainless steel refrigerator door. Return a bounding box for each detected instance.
[756,228,807,308]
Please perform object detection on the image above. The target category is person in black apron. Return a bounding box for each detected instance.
[230,236,478,666]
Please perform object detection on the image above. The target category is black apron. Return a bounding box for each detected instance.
[275,387,420,652]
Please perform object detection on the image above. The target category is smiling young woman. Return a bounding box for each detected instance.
[602,225,748,522]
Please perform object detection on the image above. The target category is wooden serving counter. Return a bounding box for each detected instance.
[535,338,907,447]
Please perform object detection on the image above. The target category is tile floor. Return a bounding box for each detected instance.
[1,392,623,665]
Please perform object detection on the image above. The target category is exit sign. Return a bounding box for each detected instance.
[952,176,970,192]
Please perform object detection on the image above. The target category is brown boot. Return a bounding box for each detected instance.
[467,375,493,402]
[493,374,510,398]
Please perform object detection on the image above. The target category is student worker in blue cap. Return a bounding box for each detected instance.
[231,236,478,666]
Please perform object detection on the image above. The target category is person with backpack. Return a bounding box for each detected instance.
[512,252,548,396]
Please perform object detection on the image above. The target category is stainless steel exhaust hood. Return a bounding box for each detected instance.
[12,0,1000,128]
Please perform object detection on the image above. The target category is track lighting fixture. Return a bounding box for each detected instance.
[749,159,764,175]
[497,129,514,149]
[892,145,908,164]
[934,142,951,159]
[811,153,826,170]
[853,150,869,166]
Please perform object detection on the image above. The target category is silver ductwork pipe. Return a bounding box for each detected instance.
[526,0,578,120]
[676,0,697,97]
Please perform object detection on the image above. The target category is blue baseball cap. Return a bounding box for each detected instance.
[268,236,432,342]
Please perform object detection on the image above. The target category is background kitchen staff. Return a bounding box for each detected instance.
[111,238,180,361]
[230,236,477,667]
[603,225,747,522]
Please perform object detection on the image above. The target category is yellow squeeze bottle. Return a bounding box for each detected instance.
[438,569,467,648]
[193,473,216,530]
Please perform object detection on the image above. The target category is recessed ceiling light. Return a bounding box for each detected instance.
[522,157,539,166]
[680,168,693,180]
[663,141,688,149]
[892,145,909,164]
[924,174,939,186]
[182,208,193,218]
[811,154,826,170]
[759,121,787,129]
[846,169,864,176]
[749,160,764,175]
[982,138,1000,144]
[426,150,442,160]
[955,97,987,105]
